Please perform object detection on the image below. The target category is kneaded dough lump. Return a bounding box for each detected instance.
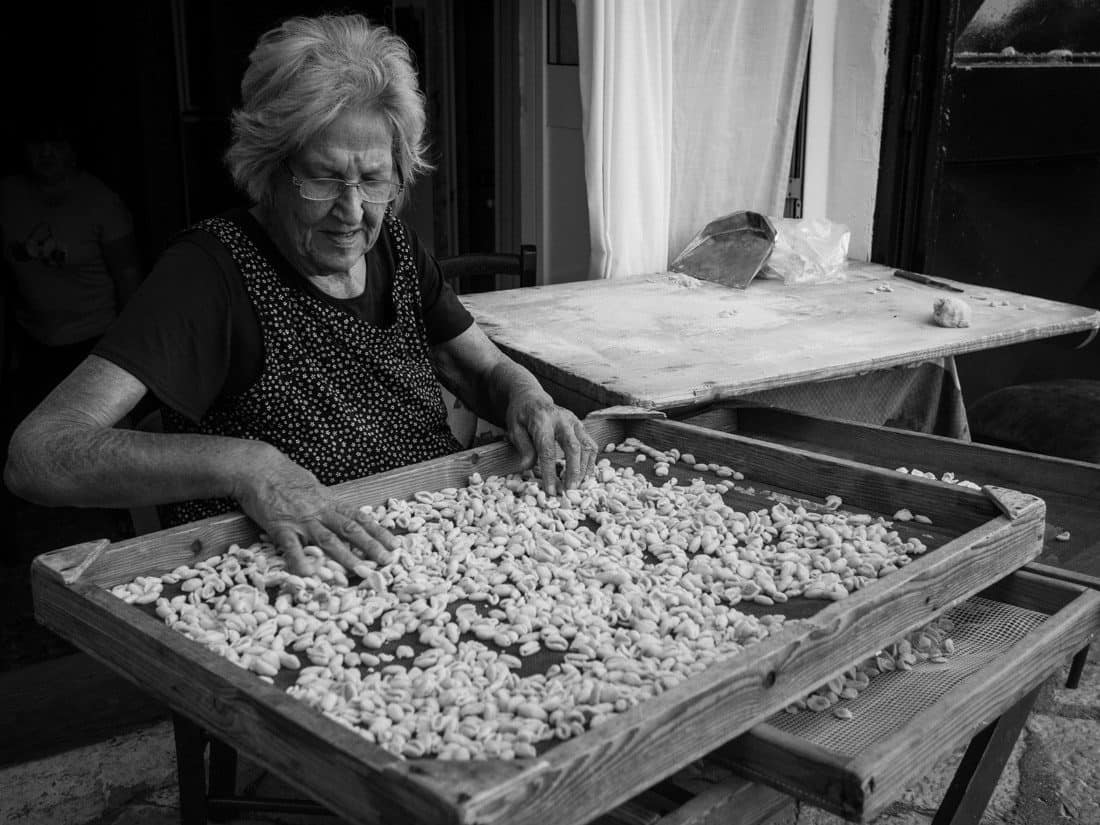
[932,296,971,328]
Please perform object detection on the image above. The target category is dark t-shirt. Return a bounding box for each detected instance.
[94,209,472,423]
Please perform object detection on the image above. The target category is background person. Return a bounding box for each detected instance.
[4,14,598,576]
[0,115,144,450]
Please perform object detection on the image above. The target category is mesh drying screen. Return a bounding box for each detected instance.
[764,597,1048,755]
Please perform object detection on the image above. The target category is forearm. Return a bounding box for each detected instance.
[4,420,271,510]
[429,324,595,488]
[483,359,554,422]
[443,355,552,427]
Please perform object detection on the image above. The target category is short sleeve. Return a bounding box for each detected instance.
[406,229,474,345]
[93,237,235,422]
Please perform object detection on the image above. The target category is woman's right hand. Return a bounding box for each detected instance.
[232,447,398,576]
[1,357,395,579]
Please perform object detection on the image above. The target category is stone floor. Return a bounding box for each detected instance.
[0,491,135,672]
[1,655,1096,825]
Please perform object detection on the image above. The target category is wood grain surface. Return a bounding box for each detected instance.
[718,578,1100,822]
[460,262,1100,411]
[681,406,1100,578]
[30,419,1048,825]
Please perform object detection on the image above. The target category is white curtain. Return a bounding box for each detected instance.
[576,0,813,279]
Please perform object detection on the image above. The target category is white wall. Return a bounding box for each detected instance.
[523,1,891,276]
[803,0,892,261]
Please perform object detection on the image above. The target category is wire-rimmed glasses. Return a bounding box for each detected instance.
[285,162,402,204]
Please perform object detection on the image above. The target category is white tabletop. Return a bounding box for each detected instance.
[460,262,1100,412]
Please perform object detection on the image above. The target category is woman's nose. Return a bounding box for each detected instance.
[332,184,365,221]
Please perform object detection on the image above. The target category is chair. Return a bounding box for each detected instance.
[437,245,537,447]
[437,243,537,295]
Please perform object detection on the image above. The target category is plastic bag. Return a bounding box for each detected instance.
[760,216,850,284]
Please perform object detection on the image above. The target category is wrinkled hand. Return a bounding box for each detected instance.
[233,450,397,576]
[506,393,599,495]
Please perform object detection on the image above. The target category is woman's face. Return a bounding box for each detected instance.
[271,106,396,279]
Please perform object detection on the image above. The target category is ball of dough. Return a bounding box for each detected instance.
[932,296,971,328]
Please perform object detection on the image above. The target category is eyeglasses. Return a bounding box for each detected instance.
[285,163,403,204]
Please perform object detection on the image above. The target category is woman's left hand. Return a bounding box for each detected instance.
[431,324,599,493]
[505,391,599,494]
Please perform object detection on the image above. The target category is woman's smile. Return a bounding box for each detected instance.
[324,227,363,247]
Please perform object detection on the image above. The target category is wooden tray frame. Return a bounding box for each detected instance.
[32,418,1047,825]
[716,571,1100,822]
[681,404,1100,568]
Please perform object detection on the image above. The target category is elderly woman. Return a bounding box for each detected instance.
[4,14,598,574]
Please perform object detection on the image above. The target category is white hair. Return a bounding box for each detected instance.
[224,14,431,210]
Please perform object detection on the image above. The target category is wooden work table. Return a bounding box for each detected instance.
[460,262,1100,414]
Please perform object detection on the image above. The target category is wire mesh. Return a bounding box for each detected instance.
[764,597,1048,755]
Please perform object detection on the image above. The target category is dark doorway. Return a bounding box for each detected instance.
[873,0,1100,406]
[0,0,512,764]
[171,0,504,261]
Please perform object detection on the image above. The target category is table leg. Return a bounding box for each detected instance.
[207,736,237,822]
[931,686,1040,825]
[1065,644,1090,689]
[172,712,209,825]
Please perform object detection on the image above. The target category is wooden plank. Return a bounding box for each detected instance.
[983,486,1037,521]
[34,539,112,585]
[629,418,1006,535]
[715,724,866,813]
[43,514,265,590]
[30,418,1047,825]
[717,406,1100,500]
[980,569,1086,616]
[48,437,542,590]
[1023,563,1100,592]
[29,571,469,825]
[716,578,1100,821]
[685,406,1100,576]
[461,263,1100,411]
[652,774,792,825]
[848,588,1100,822]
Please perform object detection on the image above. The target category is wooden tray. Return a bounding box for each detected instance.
[32,418,1047,825]
[680,405,1100,578]
[716,570,1100,822]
